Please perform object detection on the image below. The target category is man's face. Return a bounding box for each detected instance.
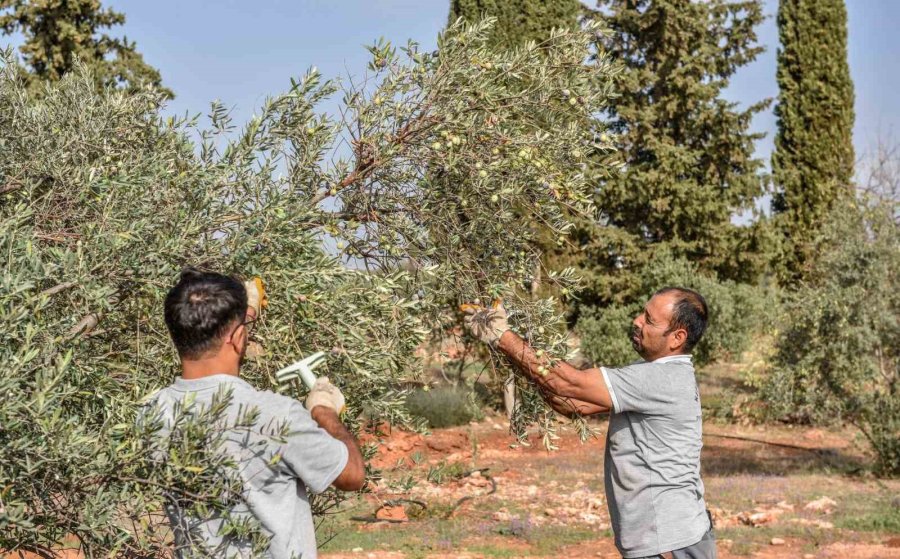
[630,292,683,361]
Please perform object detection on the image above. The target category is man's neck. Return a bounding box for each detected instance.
[180,357,240,380]
[642,349,690,362]
[649,352,691,363]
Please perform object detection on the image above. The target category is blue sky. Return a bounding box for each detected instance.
[6,0,900,168]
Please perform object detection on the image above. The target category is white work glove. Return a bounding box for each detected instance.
[463,302,510,347]
[244,277,267,315]
[304,377,347,414]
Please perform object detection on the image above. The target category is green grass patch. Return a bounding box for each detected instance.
[529,525,605,554]
[716,524,834,556]
[829,483,900,533]
[320,517,471,554]
[426,459,469,484]
[404,385,483,428]
[466,525,605,557]
[835,506,900,532]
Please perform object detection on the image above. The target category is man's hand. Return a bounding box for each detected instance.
[244,277,267,315]
[463,302,510,346]
[305,377,347,414]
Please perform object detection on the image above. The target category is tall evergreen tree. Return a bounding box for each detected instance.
[771,0,855,279]
[0,0,172,98]
[448,0,581,49]
[568,0,770,307]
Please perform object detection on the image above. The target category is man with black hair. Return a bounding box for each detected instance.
[150,269,365,559]
[464,287,716,559]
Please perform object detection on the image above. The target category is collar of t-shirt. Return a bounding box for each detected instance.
[651,354,693,365]
[171,373,251,392]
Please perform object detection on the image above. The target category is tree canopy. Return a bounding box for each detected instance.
[564,0,770,311]
[0,0,172,97]
[448,0,581,49]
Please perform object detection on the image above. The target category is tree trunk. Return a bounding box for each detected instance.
[503,373,516,419]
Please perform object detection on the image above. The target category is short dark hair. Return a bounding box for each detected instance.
[164,269,247,360]
[655,287,708,353]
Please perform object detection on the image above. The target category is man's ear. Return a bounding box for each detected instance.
[226,324,245,355]
[669,327,688,352]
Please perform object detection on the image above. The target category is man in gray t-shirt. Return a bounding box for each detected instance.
[147,270,365,558]
[464,287,716,558]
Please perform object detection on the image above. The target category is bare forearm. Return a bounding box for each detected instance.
[544,392,605,418]
[310,407,365,489]
[496,331,609,415]
[311,407,360,452]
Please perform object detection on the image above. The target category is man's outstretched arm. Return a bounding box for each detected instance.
[496,330,611,417]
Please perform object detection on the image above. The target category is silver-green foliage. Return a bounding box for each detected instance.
[0,18,616,554]
[764,202,898,476]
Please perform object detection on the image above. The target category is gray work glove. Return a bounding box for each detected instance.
[463,302,510,346]
[304,377,346,414]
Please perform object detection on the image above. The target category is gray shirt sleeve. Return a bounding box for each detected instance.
[601,363,681,415]
[280,402,349,494]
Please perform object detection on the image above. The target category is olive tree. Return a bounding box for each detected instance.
[0,18,617,555]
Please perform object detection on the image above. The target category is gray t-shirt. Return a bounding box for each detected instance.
[600,355,709,558]
[146,374,348,559]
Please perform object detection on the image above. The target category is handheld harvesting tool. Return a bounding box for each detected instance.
[275,351,327,391]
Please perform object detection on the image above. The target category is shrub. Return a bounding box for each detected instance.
[572,304,635,367]
[763,202,898,476]
[405,386,483,429]
[576,251,776,368]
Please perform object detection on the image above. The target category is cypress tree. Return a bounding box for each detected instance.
[448,0,581,49]
[0,0,172,98]
[569,0,770,307]
[771,0,855,279]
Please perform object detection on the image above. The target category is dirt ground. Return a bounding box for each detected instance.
[5,364,897,559]
[319,416,900,559]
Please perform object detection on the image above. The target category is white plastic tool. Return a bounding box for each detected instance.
[275,351,326,390]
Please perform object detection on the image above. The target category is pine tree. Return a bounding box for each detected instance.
[771,0,855,279]
[448,0,581,49]
[569,0,771,308]
[0,0,172,98]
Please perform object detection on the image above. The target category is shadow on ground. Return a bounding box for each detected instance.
[701,437,865,477]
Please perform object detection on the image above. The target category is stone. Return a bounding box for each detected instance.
[789,518,834,529]
[375,504,408,522]
[804,496,837,514]
[426,439,451,452]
